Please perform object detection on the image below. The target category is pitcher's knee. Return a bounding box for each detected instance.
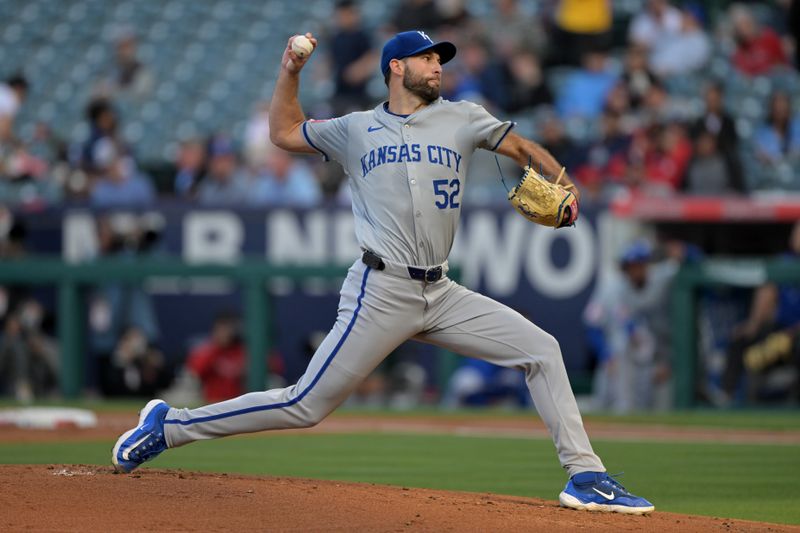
[293,404,330,428]
[542,333,563,360]
[523,333,565,371]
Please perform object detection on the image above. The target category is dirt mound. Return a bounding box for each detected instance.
[2,465,795,532]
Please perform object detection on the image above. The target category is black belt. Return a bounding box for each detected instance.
[362,250,444,283]
[407,265,443,282]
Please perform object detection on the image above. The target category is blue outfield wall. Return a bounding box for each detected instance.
[18,203,605,382]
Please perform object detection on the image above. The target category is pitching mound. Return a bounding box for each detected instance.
[3,465,796,532]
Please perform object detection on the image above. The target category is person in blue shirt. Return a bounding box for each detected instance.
[753,91,800,165]
[556,51,618,120]
[90,151,155,208]
[249,147,321,207]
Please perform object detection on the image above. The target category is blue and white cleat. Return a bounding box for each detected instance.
[112,399,170,473]
[559,472,654,515]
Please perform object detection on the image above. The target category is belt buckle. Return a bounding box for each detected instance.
[425,266,442,282]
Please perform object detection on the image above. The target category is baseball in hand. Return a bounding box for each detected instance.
[291,35,313,59]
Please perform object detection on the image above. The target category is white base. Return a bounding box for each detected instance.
[0,407,97,429]
[559,491,655,515]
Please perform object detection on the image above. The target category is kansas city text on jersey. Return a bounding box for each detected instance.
[360,143,463,177]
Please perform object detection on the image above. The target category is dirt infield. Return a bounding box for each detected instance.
[2,410,799,444]
[3,464,798,532]
[2,413,799,531]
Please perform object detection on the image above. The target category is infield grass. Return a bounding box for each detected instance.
[2,399,798,431]
[2,431,798,525]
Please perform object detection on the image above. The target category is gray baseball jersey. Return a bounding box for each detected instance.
[302,98,513,266]
[163,97,605,478]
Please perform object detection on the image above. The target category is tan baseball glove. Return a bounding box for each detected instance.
[508,166,579,228]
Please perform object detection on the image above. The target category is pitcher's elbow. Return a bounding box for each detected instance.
[269,130,287,149]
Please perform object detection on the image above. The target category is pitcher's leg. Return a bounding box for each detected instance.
[419,282,604,476]
[165,264,419,448]
[165,334,381,447]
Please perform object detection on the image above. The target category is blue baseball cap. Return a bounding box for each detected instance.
[619,239,653,265]
[380,30,456,75]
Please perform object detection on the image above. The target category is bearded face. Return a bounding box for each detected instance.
[402,60,440,103]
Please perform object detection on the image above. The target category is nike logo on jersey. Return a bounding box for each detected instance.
[592,488,615,500]
[367,125,385,132]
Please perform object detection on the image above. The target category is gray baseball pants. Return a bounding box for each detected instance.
[164,259,605,477]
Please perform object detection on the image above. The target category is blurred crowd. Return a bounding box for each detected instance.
[579,225,800,413]
[2,0,800,408]
[1,0,800,211]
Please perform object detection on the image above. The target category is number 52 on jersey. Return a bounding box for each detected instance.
[433,178,461,209]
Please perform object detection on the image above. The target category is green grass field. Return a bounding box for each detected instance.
[4,399,799,430]
[2,408,799,525]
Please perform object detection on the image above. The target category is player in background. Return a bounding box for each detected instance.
[113,30,654,515]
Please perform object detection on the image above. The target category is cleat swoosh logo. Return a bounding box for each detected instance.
[367,125,384,132]
[122,435,149,461]
[593,488,615,500]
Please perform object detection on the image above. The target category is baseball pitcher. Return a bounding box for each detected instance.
[113,30,653,515]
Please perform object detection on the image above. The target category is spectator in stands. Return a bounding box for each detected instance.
[0,75,53,207]
[548,0,613,67]
[718,221,800,406]
[730,3,789,77]
[790,0,800,71]
[448,39,504,107]
[81,98,124,177]
[502,50,553,113]
[89,147,155,208]
[94,29,154,101]
[100,326,171,398]
[87,215,162,377]
[185,312,246,403]
[555,50,618,119]
[244,101,271,169]
[249,146,322,207]
[0,297,59,403]
[388,0,445,33]
[0,215,59,403]
[753,90,800,165]
[195,136,250,205]
[625,122,692,195]
[620,46,657,111]
[604,83,639,132]
[26,122,68,174]
[648,6,712,77]
[583,239,689,413]
[0,207,25,259]
[173,139,207,198]
[628,0,683,50]
[647,122,693,193]
[539,112,580,172]
[437,0,474,30]
[573,109,632,203]
[0,137,54,206]
[690,82,744,192]
[684,131,737,195]
[0,74,28,143]
[328,1,377,115]
[480,0,546,60]
[639,79,686,123]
